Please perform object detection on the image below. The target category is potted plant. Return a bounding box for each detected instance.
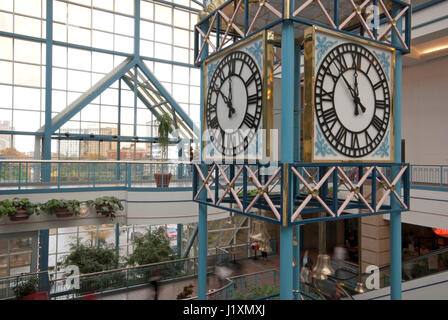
[42,199,81,218]
[13,277,48,300]
[86,196,124,219]
[154,113,172,188]
[176,284,194,300]
[0,198,36,221]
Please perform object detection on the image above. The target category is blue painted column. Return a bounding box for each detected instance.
[38,0,53,292]
[197,22,209,300]
[43,0,53,180]
[390,5,403,300]
[292,43,301,299]
[38,229,50,292]
[134,0,140,58]
[280,17,295,300]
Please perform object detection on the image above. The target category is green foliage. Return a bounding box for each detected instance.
[0,199,18,217]
[238,189,259,197]
[86,196,124,220]
[232,284,279,300]
[13,277,38,299]
[41,199,81,215]
[158,113,172,160]
[63,243,119,274]
[127,227,176,266]
[0,198,36,217]
[10,197,36,214]
[176,284,194,300]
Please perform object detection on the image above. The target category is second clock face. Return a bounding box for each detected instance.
[206,50,263,157]
[315,42,391,158]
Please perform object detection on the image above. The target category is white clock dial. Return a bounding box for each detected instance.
[315,42,391,158]
[206,50,263,157]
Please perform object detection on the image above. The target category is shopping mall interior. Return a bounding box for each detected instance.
[0,0,448,301]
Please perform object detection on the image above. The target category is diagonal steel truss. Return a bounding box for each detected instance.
[193,162,410,226]
[37,58,198,141]
[195,0,411,64]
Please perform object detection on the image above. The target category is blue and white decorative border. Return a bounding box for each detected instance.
[314,125,337,157]
[315,35,338,66]
[373,130,390,158]
[373,50,391,81]
[244,39,263,67]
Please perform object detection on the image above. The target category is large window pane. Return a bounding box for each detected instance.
[13,111,41,131]
[115,15,134,37]
[68,4,91,29]
[92,30,114,51]
[92,9,114,32]
[0,36,12,60]
[14,15,41,38]
[67,70,91,92]
[14,87,41,110]
[154,4,172,24]
[14,40,41,65]
[68,48,91,71]
[68,26,91,46]
[115,0,134,15]
[0,85,12,108]
[15,0,42,18]
[0,61,12,84]
[14,63,41,87]
[92,52,114,74]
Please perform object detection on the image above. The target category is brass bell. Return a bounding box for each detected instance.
[312,254,335,280]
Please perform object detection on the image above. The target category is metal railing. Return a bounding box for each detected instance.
[0,251,229,300]
[0,160,193,191]
[410,165,448,188]
[192,268,279,301]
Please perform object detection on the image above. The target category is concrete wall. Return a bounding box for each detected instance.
[403,55,448,164]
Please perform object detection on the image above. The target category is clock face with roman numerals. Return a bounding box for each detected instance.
[315,42,391,158]
[205,50,263,157]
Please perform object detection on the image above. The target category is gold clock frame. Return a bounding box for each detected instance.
[201,31,274,162]
[303,26,396,163]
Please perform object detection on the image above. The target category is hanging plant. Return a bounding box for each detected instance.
[86,196,124,220]
[0,198,36,221]
[42,199,81,218]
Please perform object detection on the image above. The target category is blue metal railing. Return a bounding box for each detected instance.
[0,160,193,192]
[0,251,229,300]
[410,165,448,189]
[197,269,279,301]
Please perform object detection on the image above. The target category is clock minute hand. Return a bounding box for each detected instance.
[228,77,235,118]
[214,84,236,118]
[353,72,366,113]
[340,73,362,116]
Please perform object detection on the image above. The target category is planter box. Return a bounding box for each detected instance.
[20,292,49,300]
[95,205,113,217]
[55,208,74,218]
[9,210,31,221]
[154,173,172,188]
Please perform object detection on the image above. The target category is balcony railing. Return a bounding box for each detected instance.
[410,165,448,189]
[0,160,193,192]
[0,249,229,300]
